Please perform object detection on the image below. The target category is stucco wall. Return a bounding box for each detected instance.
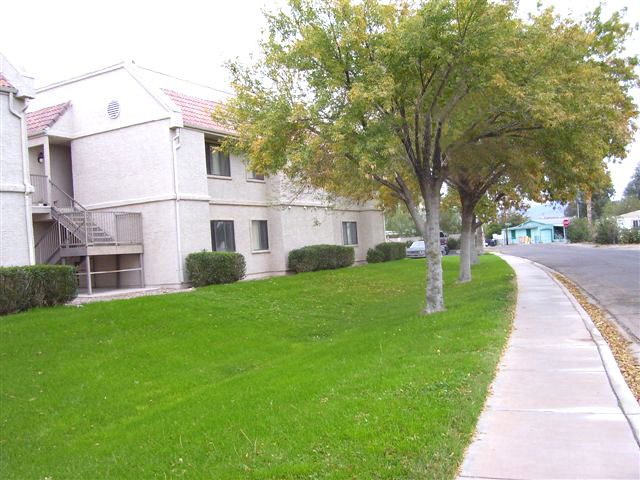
[0,91,33,266]
[50,144,73,197]
[71,119,174,206]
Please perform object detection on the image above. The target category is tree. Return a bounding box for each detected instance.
[564,187,614,222]
[384,205,420,237]
[216,0,638,313]
[623,162,640,200]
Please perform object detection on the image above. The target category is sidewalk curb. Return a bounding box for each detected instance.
[494,253,640,446]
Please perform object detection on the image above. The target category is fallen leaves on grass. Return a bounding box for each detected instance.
[554,274,640,402]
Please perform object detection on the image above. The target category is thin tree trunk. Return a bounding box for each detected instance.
[459,202,474,283]
[585,191,593,228]
[477,224,485,255]
[423,186,445,314]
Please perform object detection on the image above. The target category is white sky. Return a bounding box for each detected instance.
[1,0,637,198]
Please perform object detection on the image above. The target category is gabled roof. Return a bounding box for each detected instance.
[508,219,557,230]
[0,72,15,90]
[618,209,640,219]
[26,101,71,136]
[161,89,234,134]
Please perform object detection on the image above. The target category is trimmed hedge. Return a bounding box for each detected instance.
[288,245,355,273]
[186,251,246,287]
[367,242,406,263]
[447,236,460,250]
[594,217,619,244]
[1,265,77,315]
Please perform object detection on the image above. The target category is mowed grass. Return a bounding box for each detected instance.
[0,255,514,479]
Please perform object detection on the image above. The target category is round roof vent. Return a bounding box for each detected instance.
[107,100,120,119]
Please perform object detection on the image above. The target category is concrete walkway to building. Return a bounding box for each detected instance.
[458,254,640,480]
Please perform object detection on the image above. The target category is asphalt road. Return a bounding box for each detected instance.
[495,244,640,340]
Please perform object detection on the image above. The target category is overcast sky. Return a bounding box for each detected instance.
[1,0,637,199]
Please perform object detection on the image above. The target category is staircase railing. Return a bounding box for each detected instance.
[30,174,49,205]
[34,180,143,264]
[49,180,87,212]
[34,222,60,264]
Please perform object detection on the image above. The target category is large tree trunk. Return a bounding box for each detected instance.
[458,202,474,283]
[585,191,593,228]
[423,186,445,314]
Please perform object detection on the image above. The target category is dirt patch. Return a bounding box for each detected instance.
[554,273,640,402]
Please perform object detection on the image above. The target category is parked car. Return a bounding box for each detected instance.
[440,231,449,253]
[406,240,448,258]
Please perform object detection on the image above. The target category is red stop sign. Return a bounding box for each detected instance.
[563,218,570,227]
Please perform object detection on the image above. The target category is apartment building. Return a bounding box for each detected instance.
[0,59,385,291]
[0,54,36,267]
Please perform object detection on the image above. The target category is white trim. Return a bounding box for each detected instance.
[83,193,211,210]
[207,174,232,181]
[250,219,269,252]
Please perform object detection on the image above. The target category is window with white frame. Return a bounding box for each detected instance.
[633,219,639,228]
[251,220,269,251]
[206,143,231,177]
[342,221,358,245]
[211,220,235,252]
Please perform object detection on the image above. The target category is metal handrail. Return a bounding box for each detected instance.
[34,222,60,264]
[49,179,87,212]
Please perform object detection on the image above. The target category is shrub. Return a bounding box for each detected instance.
[594,217,619,244]
[288,245,355,273]
[447,236,460,250]
[566,218,591,243]
[0,265,77,315]
[366,248,385,263]
[186,251,246,287]
[376,242,407,261]
[619,227,640,244]
[366,242,406,263]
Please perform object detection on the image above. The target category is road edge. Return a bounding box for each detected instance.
[492,253,640,446]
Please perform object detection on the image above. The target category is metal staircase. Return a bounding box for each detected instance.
[34,180,142,265]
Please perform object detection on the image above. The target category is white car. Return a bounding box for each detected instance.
[406,240,448,258]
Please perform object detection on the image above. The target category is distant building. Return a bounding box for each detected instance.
[616,210,640,230]
[506,218,568,244]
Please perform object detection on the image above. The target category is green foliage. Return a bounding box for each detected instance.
[0,257,514,478]
[440,207,462,234]
[0,265,77,315]
[623,163,640,200]
[567,218,592,243]
[288,245,355,273]
[384,206,420,236]
[564,188,614,221]
[594,217,619,244]
[217,0,638,312]
[447,237,460,250]
[185,251,246,287]
[619,227,640,244]
[603,196,640,217]
[367,242,406,264]
[366,248,385,263]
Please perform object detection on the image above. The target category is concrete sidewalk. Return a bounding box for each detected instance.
[459,254,640,480]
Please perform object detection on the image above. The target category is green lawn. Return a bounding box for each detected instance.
[0,255,514,479]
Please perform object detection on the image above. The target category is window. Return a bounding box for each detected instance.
[342,221,358,245]
[247,170,265,181]
[211,220,235,252]
[511,230,516,240]
[633,220,639,228]
[251,220,269,251]
[206,143,231,177]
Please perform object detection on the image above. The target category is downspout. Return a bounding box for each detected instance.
[8,92,35,265]
[171,128,183,283]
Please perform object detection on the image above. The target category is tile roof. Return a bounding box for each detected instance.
[161,89,234,134]
[26,102,71,136]
[0,73,15,90]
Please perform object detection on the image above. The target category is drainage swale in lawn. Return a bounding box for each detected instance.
[0,255,514,479]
